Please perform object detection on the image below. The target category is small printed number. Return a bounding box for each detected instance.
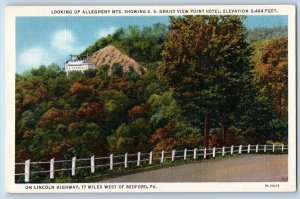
[251,9,264,13]
[265,184,280,188]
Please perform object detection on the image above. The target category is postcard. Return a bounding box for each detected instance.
[5,5,296,192]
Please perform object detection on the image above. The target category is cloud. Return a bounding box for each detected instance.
[51,29,77,55]
[18,47,51,70]
[17,29,84,73]
[97,27,118,38]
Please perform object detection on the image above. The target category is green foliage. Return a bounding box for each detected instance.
[108,123,134,154]
[111,63,124,77]
[159,15,254,147]
[258,37,288,119]
[15,18,288,170]
[147,91,179,127]
[149,119,203,151]
[79,23,168,67]
[210,126,245,147]
[126,66,140,81]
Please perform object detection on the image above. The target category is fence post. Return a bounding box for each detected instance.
[24,159,30,183]
[248,144,251,154]
[90,156,95,173]
[256,144,259,153]
[272,144,275,152]
[231,145,233,155]
[137,152,141,166]
[193,148,197,160]
[124,153,128,168]
[282,144,284,152]
[239,145,242,154]
[204,148,207,159]
[264,144,267,153]
[184,149,187,160]
[110,154,113,170]
[50,158,55,179]
[161,150,164,163]
[149,151,153,165]
[213,147,216,158]
[222,146,225,157]
[72,157,76,176]
[171,150,175,162]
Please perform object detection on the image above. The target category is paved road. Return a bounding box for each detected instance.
[102,154,288,182]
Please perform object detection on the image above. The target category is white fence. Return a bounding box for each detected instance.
[15,144,288,183]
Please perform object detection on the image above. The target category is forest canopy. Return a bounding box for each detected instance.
[15,18,288,162]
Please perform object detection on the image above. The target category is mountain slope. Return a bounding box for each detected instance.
[89,45,143,75]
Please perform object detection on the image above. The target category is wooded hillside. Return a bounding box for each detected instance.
[15,18,288,163]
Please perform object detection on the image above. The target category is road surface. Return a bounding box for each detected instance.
[102,154,288,182]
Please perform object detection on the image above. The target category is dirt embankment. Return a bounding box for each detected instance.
[89,45,142,75]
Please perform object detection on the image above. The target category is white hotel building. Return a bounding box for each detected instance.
[64,55,96,75]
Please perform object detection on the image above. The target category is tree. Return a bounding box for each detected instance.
[96,64,110,79]
[38,107,71,128]
[159,16,251,147]
[149,119,202,151]
[126,66,140,81]
[147,91,180,127]
[69,82,93,97]
[107,123,134,154]
[83,69,97,78]
[111,63,124,77]
[256,37,288,119]
[77,102,105,122]
[79,23,168,66]
[150,122,179,151]
[128,104,148,118]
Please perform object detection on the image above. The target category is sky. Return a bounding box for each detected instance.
[16,15,288,74]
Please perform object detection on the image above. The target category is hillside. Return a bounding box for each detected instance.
[246,25,287,42]
[15,16,288,172]
[79,23,168,66]
[89,45,143,75]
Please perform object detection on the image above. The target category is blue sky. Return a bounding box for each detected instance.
[16,15,288,73]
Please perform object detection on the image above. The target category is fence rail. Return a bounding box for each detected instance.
[15,144,288,183]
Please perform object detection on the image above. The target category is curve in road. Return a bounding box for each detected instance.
[102,154,288,182]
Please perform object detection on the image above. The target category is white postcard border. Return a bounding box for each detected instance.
[5,5,296,193]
